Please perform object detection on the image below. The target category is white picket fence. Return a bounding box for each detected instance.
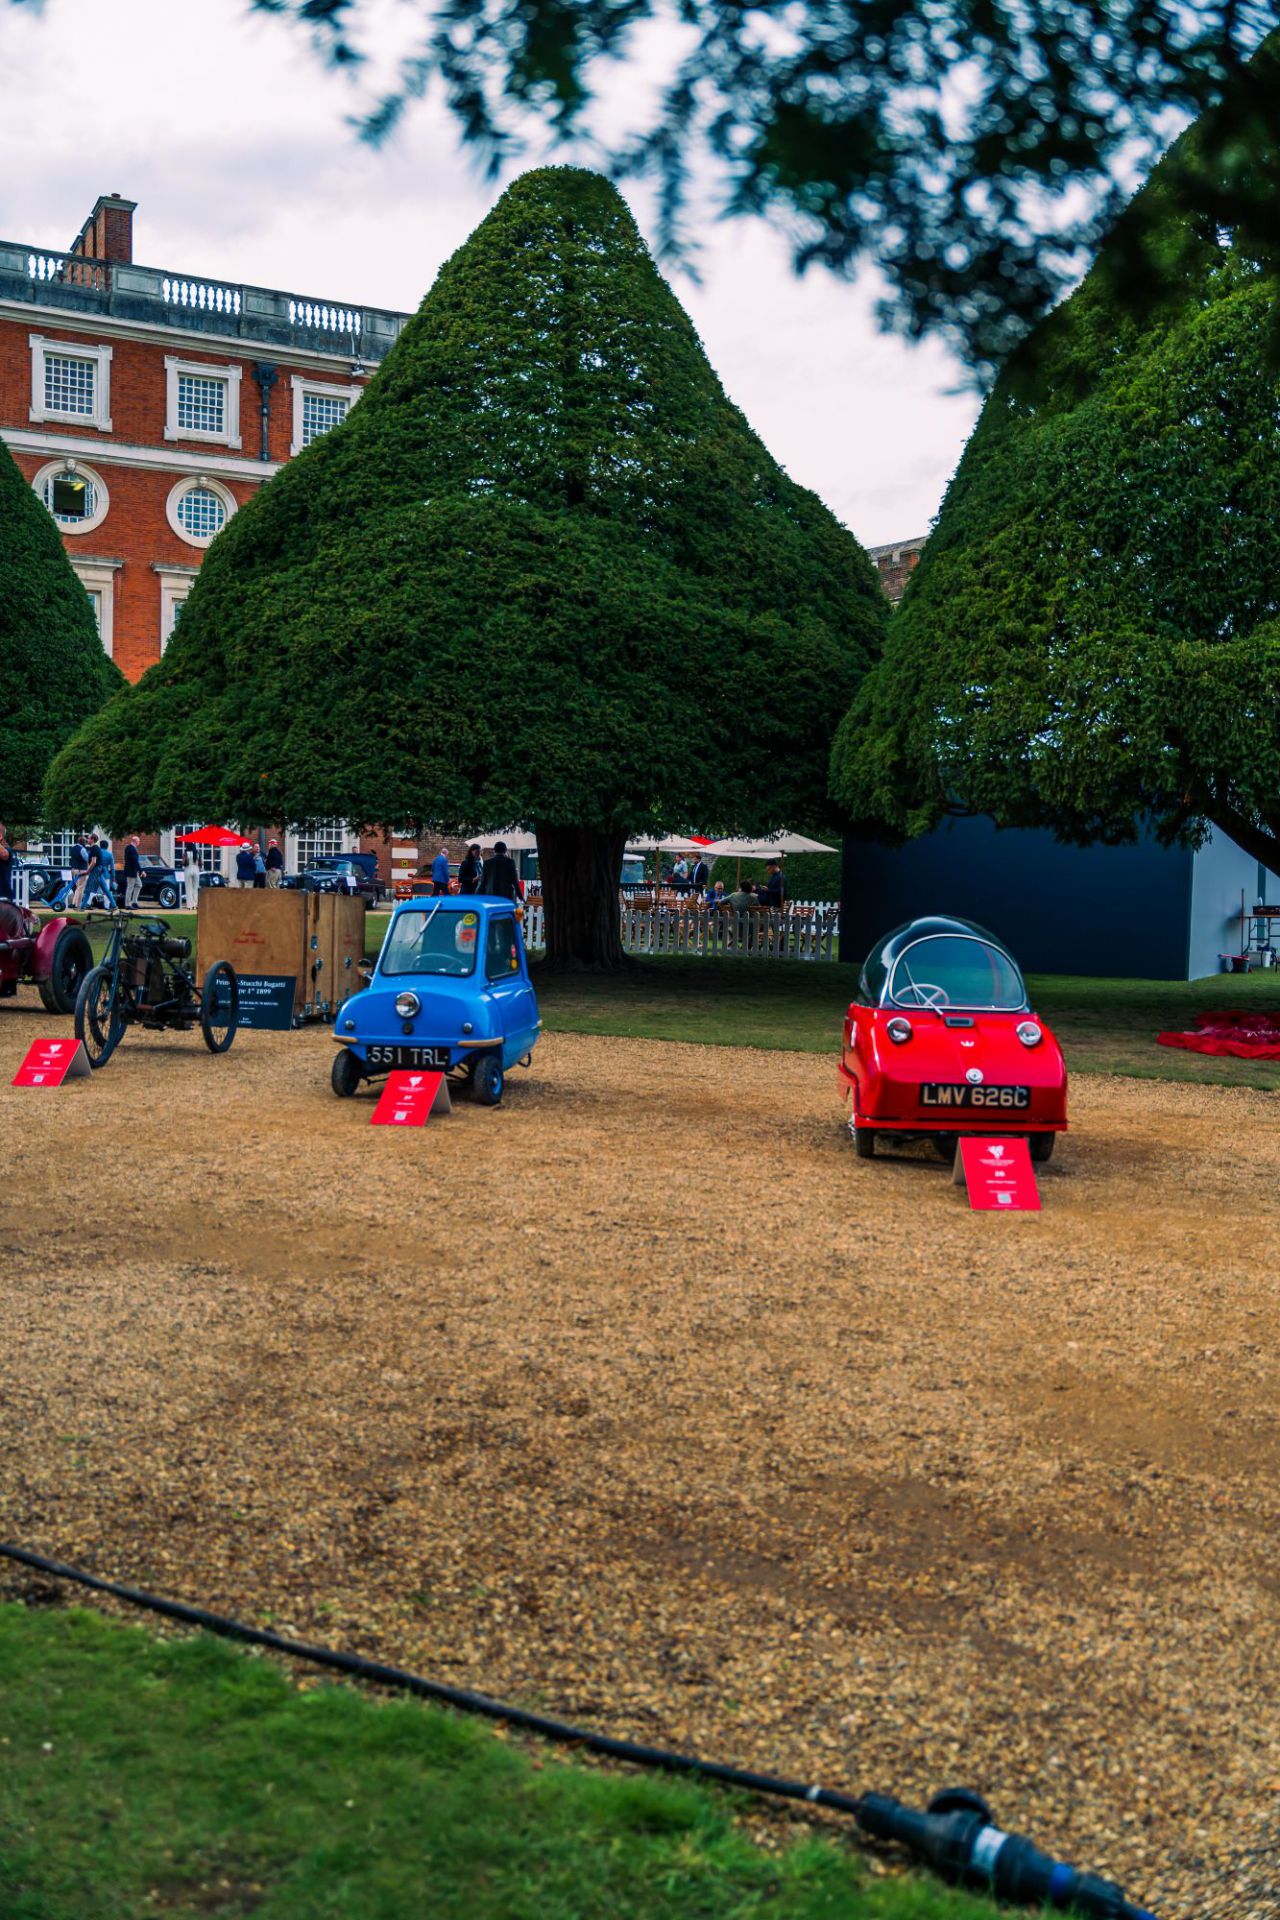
[521,898,839,962]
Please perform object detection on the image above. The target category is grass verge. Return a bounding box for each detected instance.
[0,1602,991,1920]
[82,911,1280,1088]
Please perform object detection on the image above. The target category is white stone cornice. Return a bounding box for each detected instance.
[0,296,386,373]
[1,424,280,482]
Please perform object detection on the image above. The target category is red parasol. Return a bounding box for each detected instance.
[174,826,247,847]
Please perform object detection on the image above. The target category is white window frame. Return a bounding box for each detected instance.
[286,821,358,870]
[29,335,113,430]
[164,356,242,449]
[154,565,199,652]
[32,457,111,536]
[68,558,121,659]
[290,375,358,456]
[165,474,237,549]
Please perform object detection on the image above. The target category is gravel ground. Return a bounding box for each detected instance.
[2,1008,1279,1918]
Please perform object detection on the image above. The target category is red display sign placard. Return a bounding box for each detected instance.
[956,1135,1041,1211]
[370,1069,451,1127]
[12,1038,92,1088]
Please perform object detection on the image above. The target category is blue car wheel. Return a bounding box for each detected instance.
[332,1048,364,1098]
[472,1053,504,1106]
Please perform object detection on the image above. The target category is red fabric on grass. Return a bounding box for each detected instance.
[1157,1010,1280,1059]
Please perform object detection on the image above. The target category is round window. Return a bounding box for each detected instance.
[35,461,109,533]
[177,485,227,540]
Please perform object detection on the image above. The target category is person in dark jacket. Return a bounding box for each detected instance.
[457,843,482,894]
[0,823,13,902]
[759,859,786,910]
[265,839,284,887]
[479,840,522,902]
[235,843,256,888]
[690,855,710,894]
[123,836,143,908]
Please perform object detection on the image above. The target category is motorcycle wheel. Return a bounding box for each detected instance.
[39,925,93,1015]
[200,962,239,1053]
[75,965,126,1069]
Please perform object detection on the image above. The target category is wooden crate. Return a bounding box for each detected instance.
[196,890,368,1019]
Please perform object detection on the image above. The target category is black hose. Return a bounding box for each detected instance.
[0,1541,860,1815]
[0,1540,1155,1919]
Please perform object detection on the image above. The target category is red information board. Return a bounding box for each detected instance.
[370,1070,451,1127]
[12,1038,92,1088]
[955,1136,1041,1211]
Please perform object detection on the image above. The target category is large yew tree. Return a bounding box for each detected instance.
[0,443,123,822]
[830,109,1280,878]
[46,166,884,966]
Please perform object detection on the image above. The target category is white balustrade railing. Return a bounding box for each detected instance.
[162,275,242,318]
[520,898,838,961]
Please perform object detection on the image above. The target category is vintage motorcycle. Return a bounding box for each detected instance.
[74,912,240,1069]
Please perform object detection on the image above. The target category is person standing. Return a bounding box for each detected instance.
[0,822,13,903]
[123,836,143,909]
[59,832,90,910]
[430,844,451,895]
[479,840,522,902]
[457,843,482,895]
[235,842,255,889]
[759,859,786,910]
[690,853,710,896]
[183,846,201,910]
[252,846,267,890]
[92,833,116,909]
[265,839,284,888]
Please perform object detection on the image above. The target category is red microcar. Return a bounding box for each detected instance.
[838,916,1067,1163]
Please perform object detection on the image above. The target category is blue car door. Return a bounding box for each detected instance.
[484,913,537,1060]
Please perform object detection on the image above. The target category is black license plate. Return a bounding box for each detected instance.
[365,1044,451,1070]
[919,1083,1030,1110]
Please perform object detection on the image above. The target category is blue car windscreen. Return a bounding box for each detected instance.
[380,909,480,978]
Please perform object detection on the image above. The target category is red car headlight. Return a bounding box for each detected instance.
[886,1016,912,1044]
[1016,1021,1043,1047]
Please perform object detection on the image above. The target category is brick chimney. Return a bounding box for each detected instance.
[70,193,136,265]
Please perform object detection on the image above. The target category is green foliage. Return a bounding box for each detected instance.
[0,1603,993,1919]
[46,167,883,849]
[830,106,1280,875]
[254,0,1278,377]
[0,442,123,821]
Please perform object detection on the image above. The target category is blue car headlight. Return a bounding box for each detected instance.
[395,991,421,1018]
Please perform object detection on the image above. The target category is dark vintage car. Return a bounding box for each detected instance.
[25,854,183,910]
[283,853,385,905]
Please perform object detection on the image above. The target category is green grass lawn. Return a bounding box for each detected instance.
[0,1603,991,1920]
[84,911,1280,1089]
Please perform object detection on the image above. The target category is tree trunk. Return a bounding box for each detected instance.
[537,825,629,970]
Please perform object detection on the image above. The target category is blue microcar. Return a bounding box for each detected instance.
[331,896,540,1105]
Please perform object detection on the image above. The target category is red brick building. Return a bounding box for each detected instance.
[0,192,408,875]
[869,535,927,604]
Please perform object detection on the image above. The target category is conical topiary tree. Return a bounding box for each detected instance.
[829,91,1280,876]
[45,165,885,966]
[0,442,123,823]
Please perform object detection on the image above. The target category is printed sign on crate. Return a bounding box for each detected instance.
[954,1135,1041,1211]
[12,1038,92,1088]
[370,1069,452,1127]
[215,972,297,1031]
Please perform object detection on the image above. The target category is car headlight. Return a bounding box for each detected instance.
[886,1016,912,1044]
[394,991,421,1018]
[1016,1020,1043,1047]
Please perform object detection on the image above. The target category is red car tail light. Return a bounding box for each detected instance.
[1016,1021,1043,1047]
[886,1016,912,1044]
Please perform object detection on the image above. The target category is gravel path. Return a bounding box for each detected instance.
[2,1010,1278,1917]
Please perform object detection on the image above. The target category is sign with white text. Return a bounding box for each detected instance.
[955,1136,1041,1211]
[370,1069,451,1127]
[12,1038,92,1088]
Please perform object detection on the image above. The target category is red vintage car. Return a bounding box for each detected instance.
[838,916,1067,1163]
[0,902,93,1015]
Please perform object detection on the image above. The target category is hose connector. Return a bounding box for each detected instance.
[855,1788,1157,1919]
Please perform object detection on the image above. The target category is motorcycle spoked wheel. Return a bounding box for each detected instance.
[200,962,239,1053]
[75,965,127,1069]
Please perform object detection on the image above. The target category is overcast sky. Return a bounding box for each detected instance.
[2,0,979,547]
